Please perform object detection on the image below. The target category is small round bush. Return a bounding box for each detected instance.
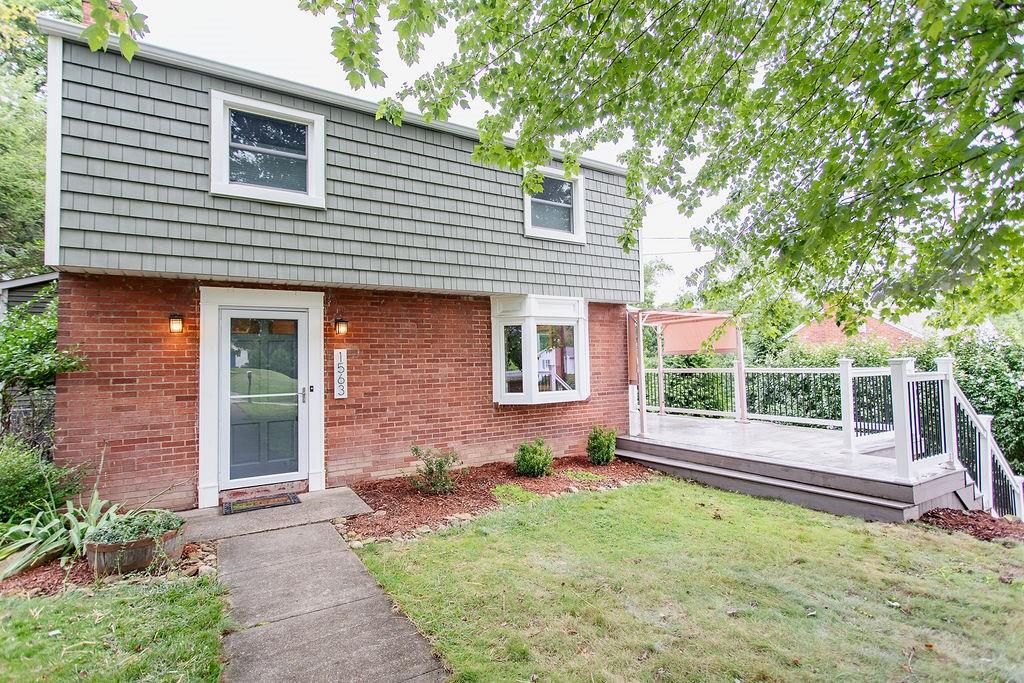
[514,438,553,477]
[409,445,460,495]
[587,426,617,465]
[0,436,81,523]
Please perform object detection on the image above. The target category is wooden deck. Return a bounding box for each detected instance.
[619,414,981,522]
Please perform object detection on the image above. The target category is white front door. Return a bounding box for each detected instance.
[218,308,309,489]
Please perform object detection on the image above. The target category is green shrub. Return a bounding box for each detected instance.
[491,484,540,505]
[0,436,81,523]
[514,439,553,477]
[89,509,184,544]
[409,445,460,495]
[587,426,617,465]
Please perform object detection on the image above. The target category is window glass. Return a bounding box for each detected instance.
[228,110,308,192]
[229,149,308,192]
[536,324,576,392]
[229,110,307,155]
[504,325,523,394]
[530,176,574,232]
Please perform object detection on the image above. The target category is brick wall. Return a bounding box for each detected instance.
[794,316,920,349]
[56,273,629,509]
[56,274,200,510]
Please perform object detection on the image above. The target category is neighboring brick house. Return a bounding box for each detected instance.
[39,17,639,510]
[787,314,924,350]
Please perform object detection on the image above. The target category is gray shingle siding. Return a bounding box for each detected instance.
[57,43,639,302]
[6,282,54,314]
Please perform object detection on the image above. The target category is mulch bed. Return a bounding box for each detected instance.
[0,559,94,597]
[347,455,653,538]
[0,542,214,598]
[919,508,1024,543]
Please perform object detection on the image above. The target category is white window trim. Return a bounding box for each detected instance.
[197,287,325,508]
[524,167,586,244]
[209,90,326,209]
[491,295,590,405]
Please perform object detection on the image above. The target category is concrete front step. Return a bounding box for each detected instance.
[617,449,920,522]
[617,435,968,505]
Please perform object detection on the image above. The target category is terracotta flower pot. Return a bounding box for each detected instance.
[84,523,187,576]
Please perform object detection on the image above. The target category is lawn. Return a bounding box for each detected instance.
[0,577,229,681]
[359,478,1024,682]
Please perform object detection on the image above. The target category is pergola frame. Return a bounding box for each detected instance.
[628,309,746,436]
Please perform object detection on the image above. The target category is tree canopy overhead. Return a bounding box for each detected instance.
[88,0,1024,324]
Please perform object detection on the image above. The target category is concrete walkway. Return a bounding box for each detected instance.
[184,490,447,682]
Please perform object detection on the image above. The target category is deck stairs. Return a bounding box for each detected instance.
[616,434,983,522]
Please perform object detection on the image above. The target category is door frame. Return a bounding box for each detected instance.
[198,287,325,508]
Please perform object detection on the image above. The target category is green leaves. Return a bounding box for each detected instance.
[0,288,85,402]
[78,0,149,61]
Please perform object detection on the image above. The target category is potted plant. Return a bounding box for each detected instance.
[84,509,186,576]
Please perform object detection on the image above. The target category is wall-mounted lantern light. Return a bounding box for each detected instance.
[168,313,184,334]
[333,317,349,335]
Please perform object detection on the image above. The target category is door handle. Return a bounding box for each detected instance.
[300,386,307,404]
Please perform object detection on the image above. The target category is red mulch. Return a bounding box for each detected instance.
[919,508,1024,543]
[0,542,206,597]
[348,455,653,537]
[0,559,94,597]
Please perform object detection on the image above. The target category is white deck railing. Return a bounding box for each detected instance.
[642,355,1021,517]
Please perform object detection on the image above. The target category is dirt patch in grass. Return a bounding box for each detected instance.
[348,455,652,538]
[919,508,1024,542]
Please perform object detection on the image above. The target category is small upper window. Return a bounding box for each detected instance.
[210,91,325,208]
[524,168,585,244]
[228,110,309,192]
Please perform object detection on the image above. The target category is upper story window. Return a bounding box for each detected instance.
[524,168,586,244]
[491,295,590,405]
[209,91,326,209]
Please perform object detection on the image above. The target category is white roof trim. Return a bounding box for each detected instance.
[36,16,627,177]
[0,272,59,290]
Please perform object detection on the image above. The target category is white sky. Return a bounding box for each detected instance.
[140,0,711,303]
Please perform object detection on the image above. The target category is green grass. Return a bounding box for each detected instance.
[561,469,606,482]
[359,478,1024,682]
[0,577,229,681]
[491,484,541,505]
[229,367,296,395]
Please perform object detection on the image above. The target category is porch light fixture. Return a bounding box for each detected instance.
[333,317,349,335]
[168,313,184,334]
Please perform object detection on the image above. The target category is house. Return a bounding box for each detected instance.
[38,15,639,511]
[0,272,59,316]
[786,313,926,350]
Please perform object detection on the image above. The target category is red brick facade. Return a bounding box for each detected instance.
[56,274,630,510]
[793,316,920,350]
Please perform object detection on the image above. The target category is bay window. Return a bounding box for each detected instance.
[491,295,590,404]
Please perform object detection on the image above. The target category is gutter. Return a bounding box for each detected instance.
[36,15,628,177]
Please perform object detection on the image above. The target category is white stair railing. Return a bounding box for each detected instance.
[950,383,1022,517]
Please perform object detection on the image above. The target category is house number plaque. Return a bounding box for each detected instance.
[333,349,348,399]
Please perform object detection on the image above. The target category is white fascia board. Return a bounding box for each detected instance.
[34,16,627,178]
[44,35,62,267]
[0,272,59,290]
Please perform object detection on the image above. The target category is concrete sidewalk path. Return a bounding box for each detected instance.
[218,522,447,682]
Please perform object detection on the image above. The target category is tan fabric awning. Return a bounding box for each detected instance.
[627,309,739,383]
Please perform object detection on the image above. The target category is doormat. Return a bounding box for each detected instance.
[222,493,301,515]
